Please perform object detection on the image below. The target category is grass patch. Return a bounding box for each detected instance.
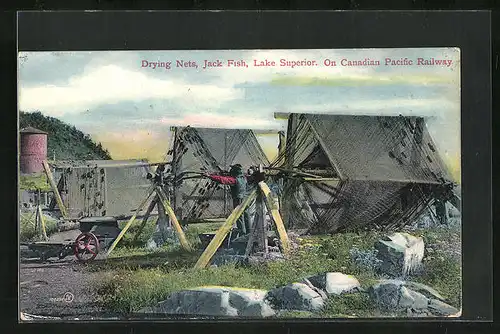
[319,293,377,318]
[19,174,51,192]
[19,211,58,242]
[95,230,387,314]
[93,226,462,317]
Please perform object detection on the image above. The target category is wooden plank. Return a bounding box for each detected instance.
[106,186,155,255]
[132,196,157,243]
[194,189,257,269]
[306,121,345,180]
[302,177,341,182]
[244,194,264,256]
[172,127,178,213]
[156,186,191,252]
[103,168,108,215]
[51,161,170,169]
[42,160,68,218]
[258,181,290,255]
[37,204,48,241]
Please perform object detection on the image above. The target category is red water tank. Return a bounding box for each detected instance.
[20,127,48,174]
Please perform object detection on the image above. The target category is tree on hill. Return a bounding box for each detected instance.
[19,111,112,160]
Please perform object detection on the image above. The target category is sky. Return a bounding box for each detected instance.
[18,48,461,181]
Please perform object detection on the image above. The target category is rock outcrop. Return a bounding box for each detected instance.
[138,286,275,317]
[368,280,459,317]
[375,233,425,277]
[304,272,361,296]
[266,282,325,312]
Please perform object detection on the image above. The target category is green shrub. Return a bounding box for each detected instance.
[19,211,58,241]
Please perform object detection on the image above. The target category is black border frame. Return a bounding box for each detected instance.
[3,9,493,333]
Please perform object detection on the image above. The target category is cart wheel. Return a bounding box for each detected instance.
[74,232,99,263]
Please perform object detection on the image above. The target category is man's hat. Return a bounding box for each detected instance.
[229,164,243,175]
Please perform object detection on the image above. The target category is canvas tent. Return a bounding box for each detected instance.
[169,126,270,222]
[271,113,458,233]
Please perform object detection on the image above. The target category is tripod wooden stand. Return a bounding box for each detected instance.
[194,168,290,269]
[106,185,191,256]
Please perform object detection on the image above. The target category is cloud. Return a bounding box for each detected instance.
[287,98,459,117]
[18,49,461,173]
[19,64,243,116]
[158,112,284,130]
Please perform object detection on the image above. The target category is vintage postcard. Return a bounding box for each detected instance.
[18,48,461,320]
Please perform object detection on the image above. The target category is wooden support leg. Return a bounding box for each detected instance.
[156,186,191,252]
[42,160,68,219]
[106,187,156,256]
[258,181,290,255]
[132,196,157,243]
[244,193,267,256]
[38,204,48,241]
[194,189,257,269]
[34,206,39,236]
[244,203,259,257]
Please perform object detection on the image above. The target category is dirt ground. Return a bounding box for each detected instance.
[19,230,116,320]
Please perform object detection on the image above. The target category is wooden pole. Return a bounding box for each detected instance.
[245,192,267,256]
[194,189,257,269]
[103,168,108,216]
[48,173,64,210]
[34,203,39,235]
[106,187,156,255]
[38,202,47,241]
[257,164,268,253]
[172,127,178,213]
[132,195,157,243]
[258,181,290,255]
[156,186,191,251]
[306,121,344,180]
[42,161,68,219]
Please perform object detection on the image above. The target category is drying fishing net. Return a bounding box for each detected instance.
[168,127,270,222]
[54,161,152,219]
[271,114,456,233]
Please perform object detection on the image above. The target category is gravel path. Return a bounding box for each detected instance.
[19,230,116,320]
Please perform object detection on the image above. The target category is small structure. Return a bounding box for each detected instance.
[19,127,48,174]
[271,113,459,233]
[168,126,270,223]
[48,159,153,219]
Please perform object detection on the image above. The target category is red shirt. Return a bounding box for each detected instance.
[207,174,255,185]
[206,174,237,185]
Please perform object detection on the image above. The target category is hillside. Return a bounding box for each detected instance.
[19,111,112,161]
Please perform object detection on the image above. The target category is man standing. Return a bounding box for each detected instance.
[204,164,252,235]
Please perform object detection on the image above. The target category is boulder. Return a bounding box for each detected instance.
[368,280,458,317]
[368,280,406,310]
[398,286,429,310]
[428,299,460,316]
[369,280,430,311]
[304,272,361,296]
[375,232,424,277]
[301,278,328,300]
[446,202,461,218]
[266,282,325,312]
[403,281,446,301]
[138,286,275,317]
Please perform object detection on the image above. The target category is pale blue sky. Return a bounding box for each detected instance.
[18,48,460,164]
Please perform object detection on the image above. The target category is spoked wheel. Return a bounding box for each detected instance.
[74,232,99,263]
